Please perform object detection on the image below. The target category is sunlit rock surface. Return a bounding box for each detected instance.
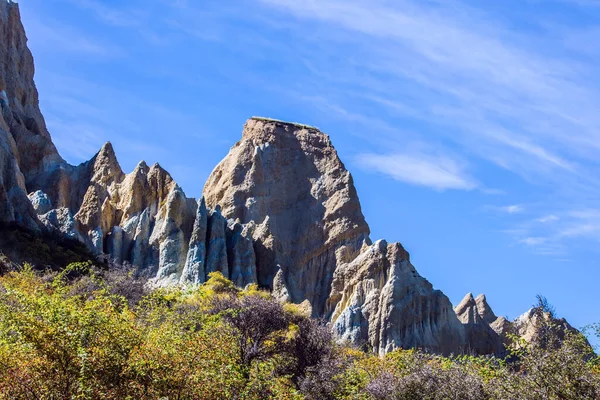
[0,2,581,356]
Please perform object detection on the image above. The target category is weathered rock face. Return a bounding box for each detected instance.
[329,240,466,355]
[0,1,62,184]
[203,118,467,354]
[26,150,258,287]
[454,293,504,356]
[514,308,581,344]
[0,2,259,286]
[0,1,60,230]
[452,294,585,356]
[203,118,371,315]
[226,219,257,288]
[180,198,209,285]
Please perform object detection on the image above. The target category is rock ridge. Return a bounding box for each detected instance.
[0,2,582,357]
[203,118,466,354]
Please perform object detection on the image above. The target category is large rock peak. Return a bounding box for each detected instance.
[207,117,368,232]
[0,0,62,182]
[0,0,63,229]
[202,117,466,354]
[204,117,370,313]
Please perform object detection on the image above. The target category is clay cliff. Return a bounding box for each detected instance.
[0,1,581,357]
[0,0,61,230]
[203,118,466,354]
[454,293,507,355]
[0,0,257,288]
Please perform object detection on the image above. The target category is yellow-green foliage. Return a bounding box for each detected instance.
[0,266,597,400]
[0,267,303,399]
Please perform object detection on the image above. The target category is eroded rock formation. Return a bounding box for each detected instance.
[454,293,505,355]
[0,1,582,357]
[0,0,59,230]
[203,118,371,314]
[514,308,581,344]
[0,2,258,287]
[203,118,466,354]
[329,240,465,355]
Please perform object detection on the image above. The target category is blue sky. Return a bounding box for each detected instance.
[18,0,600,339]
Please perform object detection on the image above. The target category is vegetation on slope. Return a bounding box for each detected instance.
[0,223,98,272]
[0,264,597,399]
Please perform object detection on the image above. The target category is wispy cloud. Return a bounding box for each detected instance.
[503,205,525,214]
[502,208,600,256]
[521,237,548,246]
[252,0,600,187]
[247,0,600,257]
[484,204,526,215]
[538,215,560,223]
[66,0,143,27]
[356,152,477,191]
[22,0,600,259]
[24,14,119,56]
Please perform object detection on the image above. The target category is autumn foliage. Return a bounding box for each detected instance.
[0,263,597,399]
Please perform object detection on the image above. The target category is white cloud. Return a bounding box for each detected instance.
[559,223,600,238]
[22,12,121,57]
[253,0,600,193]
[356,153,477,191]
[503,205,525,214]
[521,237,548,246]
[485,204,525,215]
[537,215,560,223]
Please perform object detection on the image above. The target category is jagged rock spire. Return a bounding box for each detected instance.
[475,294,498,324]
[181,197,208,285]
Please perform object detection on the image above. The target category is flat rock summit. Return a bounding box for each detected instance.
[0,1,578,356]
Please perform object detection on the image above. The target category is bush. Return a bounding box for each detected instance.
[0,223,97,272]
[0,268,597,399]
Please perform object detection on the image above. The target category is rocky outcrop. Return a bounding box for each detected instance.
[28,190,52,215]
[203,118,371,315]
[226,219,257,288]
[150,185,196,285]
[203,118,466,354]
[490,316,512,338]
[452,293,585,356]
[329,240,465,355]
[514,308,581,344]
[38,207,79,241]
[205,206,229,279]
[0,3,582,357]
[180,198,208,284]
[454,293,505,355]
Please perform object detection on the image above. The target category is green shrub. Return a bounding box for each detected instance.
[0,267,597,399]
